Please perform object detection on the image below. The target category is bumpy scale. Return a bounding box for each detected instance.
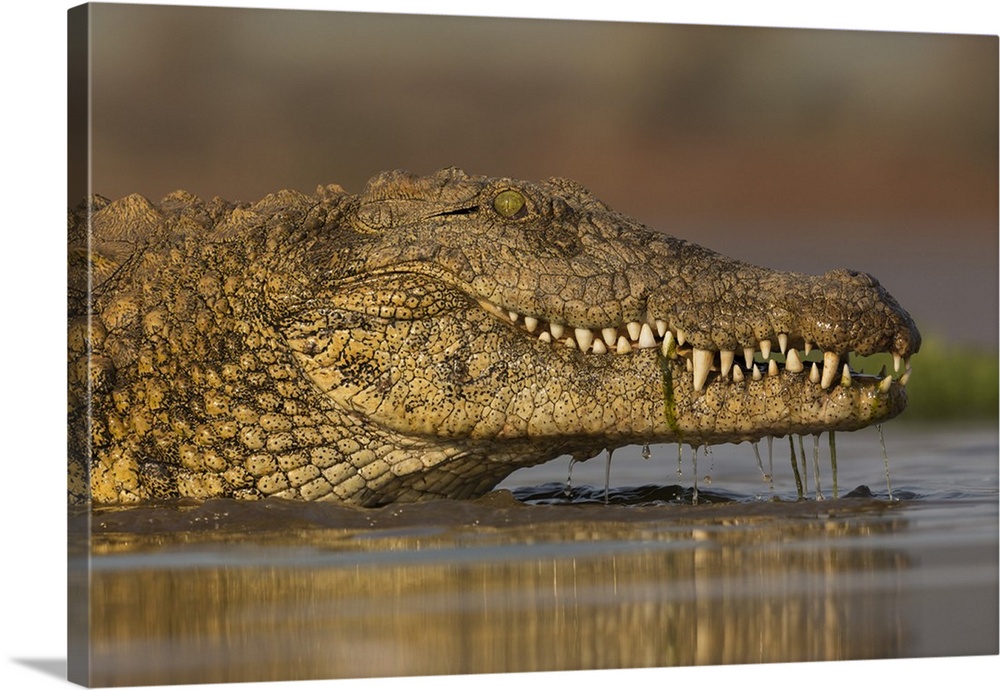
[68,168,920,506]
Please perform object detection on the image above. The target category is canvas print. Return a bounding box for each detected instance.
[68,3,998,686]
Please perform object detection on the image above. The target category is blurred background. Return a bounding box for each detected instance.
[79,4,997,420]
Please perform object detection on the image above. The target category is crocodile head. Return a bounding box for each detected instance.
[265,168,920,502]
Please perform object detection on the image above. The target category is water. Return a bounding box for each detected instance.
[72,426,998,686]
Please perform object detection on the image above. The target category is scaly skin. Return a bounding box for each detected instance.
[67,168,920,506]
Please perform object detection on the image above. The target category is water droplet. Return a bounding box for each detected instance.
[564,457,577,498]
[829,431,839,499]
[641,443,652,460]
[877,424,894,500]
[812,433,824,500]
[789,436,804,499]
[604,448,614,504]
[752,440,767,481]
[691,445,699,505]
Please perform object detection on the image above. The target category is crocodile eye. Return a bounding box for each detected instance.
[492,190,526,219]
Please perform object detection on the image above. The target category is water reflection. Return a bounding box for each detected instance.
[80,497,923,686]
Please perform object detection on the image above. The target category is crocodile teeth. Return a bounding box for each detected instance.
[638,323,657,349]
[785,348,803,373]
[692,348,713,392]
[841,363,852,388]
[719,350,734,378]
[479,300,912,396]
[821,352,840,389]
[661,330,675,357]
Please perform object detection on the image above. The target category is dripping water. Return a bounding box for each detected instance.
[877,424,894,500]
[604,448,613,504]
[676,443,683,477]
[766,436,774,491]
[829,431,839,499]
[812,433,824,500]
[788,437,804,499]
[751,440,772,486]
[564,457,577,498]
[641,442,652,460]
[704,445,714,485]
[797,435,809,493]
[691,445,699,505]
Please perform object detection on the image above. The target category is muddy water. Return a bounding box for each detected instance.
[72,426,998,686]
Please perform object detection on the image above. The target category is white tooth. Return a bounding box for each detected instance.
[760,339,772,360]
[809,362,821,384]
[752,365,762,381]
[732,365,744,383]
[768,359,778,377]
[616,336,632,355]
[686,357,693,371]
[692,348,713,392]
[538,331,552,343]
[744,347,755,369]
[591,338,607,354]
[719,350,734,377]
[565,337,577,350]
[893,352,903,373]
[575,328,594,351]
[841,363,852,388]
[676,329,687,346]
[602,327,618,347]
[778,333,788,355]
[661,330,676,356]
[821,352,840,389]
[638,323,657,349]
[785,348,803,373]
[626,321,642,341]
[879,375,893,393]
[523,316,538,332]
[655,319,668,337]
[899,367,912,386]
[508,310,520,323]
[550,323,564,339]
[804,341,813,355]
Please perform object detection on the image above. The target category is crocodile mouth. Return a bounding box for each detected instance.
[476,298,912,393]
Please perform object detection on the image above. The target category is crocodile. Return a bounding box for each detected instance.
[67,168,920,506]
